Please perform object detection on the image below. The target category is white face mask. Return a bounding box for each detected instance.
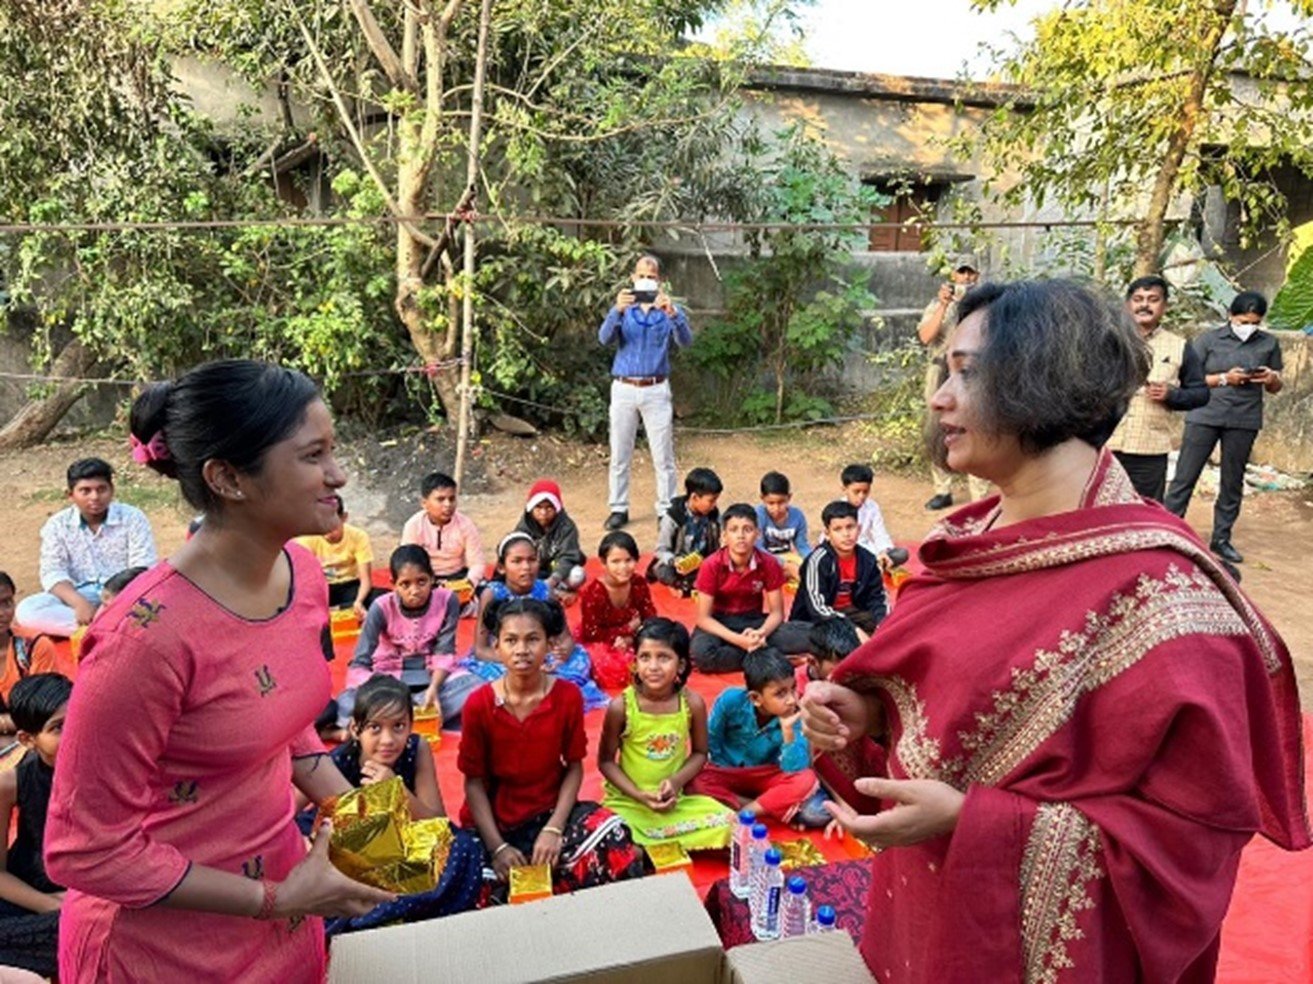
[633,277,659,294]
[1230,321,1260,342]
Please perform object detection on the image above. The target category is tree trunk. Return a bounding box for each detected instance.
[0,339,95,451]
[1133,0,1238,276]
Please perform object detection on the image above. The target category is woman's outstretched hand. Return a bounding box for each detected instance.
[272,820,396,919]
[825,777,964,849]
[800,681,881,753]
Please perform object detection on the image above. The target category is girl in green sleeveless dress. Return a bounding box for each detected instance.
[598,618,734,849]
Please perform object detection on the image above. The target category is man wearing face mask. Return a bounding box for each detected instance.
[919,254,990,510]
[1106,275,1209,501]
[598,253,693,532]
[1165,291,1284,564]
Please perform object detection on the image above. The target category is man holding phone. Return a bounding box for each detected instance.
[598,253,693,531]
[1106,276,1209,500]
[918,253,989,509]
[1165,291,1284,564]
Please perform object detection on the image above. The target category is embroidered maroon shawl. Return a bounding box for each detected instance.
[819,449,1309,983]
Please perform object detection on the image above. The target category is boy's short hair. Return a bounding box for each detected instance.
[840,463,873,486]
[67,457,114,489]
[821,500,859,527]
[103,567,148,597]
[420,471,457,498]
[685,467,723,496]
[744,651,795,693]
[721,503,758,527]
[809,617,861,665]
[10,673,73,735]
[759,471,790,497]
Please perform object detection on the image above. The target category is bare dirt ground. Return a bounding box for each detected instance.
[3,423,1310,707]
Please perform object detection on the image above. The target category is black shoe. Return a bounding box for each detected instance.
[885,547,910,567]
[603,511,629,531]
[925,494,954,511]
[1218,558,1242,583]
[1211,540,1244,565]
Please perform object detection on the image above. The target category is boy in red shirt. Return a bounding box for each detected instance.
[689,504,810,673]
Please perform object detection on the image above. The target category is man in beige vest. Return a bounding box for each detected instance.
[918,254,990,510]
[1106,275,1209,501]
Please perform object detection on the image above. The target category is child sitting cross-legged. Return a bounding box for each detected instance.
[646,467,723,596]
[689,503,811,674]
[577,532,657,692]
[335,546,482,737]
[515,480,587,602]
[687,651,830,828]
[462,533,607,709]
[401,471,487,612]
[755,471,811,582]
[787,500,888,640]
[598,618,734,849]
[458,599,646,904]
[0,673,72,979]
[299,674,483,930]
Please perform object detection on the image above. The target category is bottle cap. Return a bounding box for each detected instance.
[816,905,837,926]
[787,875,807,894]
[751,823,769,839]
[738,809,757,824]
[764,848,782,866]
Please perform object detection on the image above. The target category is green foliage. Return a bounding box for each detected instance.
[690,126,881,424]
[957,0,1313,273]
[1270,244,1313,330]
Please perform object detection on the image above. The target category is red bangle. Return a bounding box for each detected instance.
[255,879,279,921]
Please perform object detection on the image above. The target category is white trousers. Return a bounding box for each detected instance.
[608,379,678,517]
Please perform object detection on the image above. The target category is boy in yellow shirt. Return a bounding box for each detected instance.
[294,495,381,619]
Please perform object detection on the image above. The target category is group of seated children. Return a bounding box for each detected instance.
[316,458,901,735]
[332,596,862,916]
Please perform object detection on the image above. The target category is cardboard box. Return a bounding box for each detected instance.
[328,875,726,984]
[726,933,874,984]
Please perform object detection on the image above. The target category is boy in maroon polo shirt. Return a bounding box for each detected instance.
[689,503,811,673]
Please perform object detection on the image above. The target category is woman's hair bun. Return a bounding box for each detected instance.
[128,382,178,479]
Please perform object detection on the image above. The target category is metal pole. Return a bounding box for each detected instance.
[453,0,493,486]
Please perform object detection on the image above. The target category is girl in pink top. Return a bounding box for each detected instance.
[45,360,390,983]
[337,545,481,730]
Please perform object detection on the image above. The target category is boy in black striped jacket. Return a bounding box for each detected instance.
[787,501,886,638]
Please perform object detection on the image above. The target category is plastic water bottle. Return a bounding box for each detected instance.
[810,904,838,933]
[746,822,771,914]
[780,874,811,938]
[751,848,784,940]
[729,810,757,899]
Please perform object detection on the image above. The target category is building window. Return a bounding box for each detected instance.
[866,178,947,252]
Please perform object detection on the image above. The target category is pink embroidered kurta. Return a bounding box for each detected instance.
[46,545,332,982]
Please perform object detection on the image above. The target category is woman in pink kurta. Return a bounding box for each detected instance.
[45,360,390,982]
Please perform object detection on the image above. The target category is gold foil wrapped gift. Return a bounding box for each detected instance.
[412,704,442,749]
[774,838,826,870]
[508,864,553,904]
[326,778,455,895]
[645,842,692,874]
[673,552,702,576]
[441,577,477,606]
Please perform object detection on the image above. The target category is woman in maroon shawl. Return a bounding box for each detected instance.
[803,280,1308,983]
